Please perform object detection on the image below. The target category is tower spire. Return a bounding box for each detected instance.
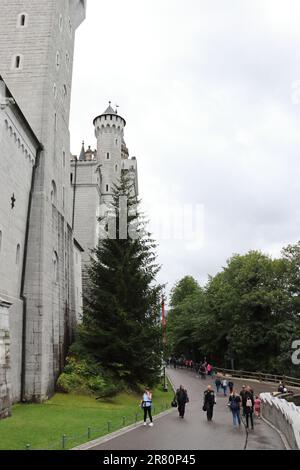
[79,140,85,161]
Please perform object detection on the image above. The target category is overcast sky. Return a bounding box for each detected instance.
[70,0,300,296]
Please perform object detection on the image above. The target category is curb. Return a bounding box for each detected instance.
[72,408,175,450]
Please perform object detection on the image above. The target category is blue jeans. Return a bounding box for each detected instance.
[232,409,241,426]
[222,386,227,396]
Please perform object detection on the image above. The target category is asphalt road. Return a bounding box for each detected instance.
[90,368,286,451]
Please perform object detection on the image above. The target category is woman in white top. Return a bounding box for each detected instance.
[141,389,153,426]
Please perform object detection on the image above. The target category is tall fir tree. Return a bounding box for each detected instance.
[79,172,163,386]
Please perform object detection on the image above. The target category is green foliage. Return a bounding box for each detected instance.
[167,245,300,376]
[76,172,163,387]
[56,356,123,397]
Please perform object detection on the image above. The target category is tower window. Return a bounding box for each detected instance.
[51,180,57,205]
[62,186,65,210]
[59,15,63,31]
[106,184,109,192]
[16,244,21,265]
[70,173,73,184]
[63,84,67,101]
[63,150,66,168]
[115,164,118,172]
[56,51,60,69]
[66,52,70,68]
[53,251,59,283]
[106,152,110,160]
[17,13,28,28]
[12,55,23,70]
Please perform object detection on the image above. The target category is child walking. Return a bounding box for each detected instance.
[254,395,261,419]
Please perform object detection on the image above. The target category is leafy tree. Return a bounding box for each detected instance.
[77,172,163,387]
[167,247,300,376]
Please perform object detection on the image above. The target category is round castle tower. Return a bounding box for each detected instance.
[93,102,129,200]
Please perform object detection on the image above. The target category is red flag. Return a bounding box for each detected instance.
[162,296,166,344]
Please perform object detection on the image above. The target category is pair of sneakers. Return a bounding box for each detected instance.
[144,422,154,427]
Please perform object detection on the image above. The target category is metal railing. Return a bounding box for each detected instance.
[23,401,171,451]
[179,363,300,388]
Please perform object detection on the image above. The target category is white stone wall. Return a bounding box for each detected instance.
[73,242,83,322]
[0,96,39,402]
[0,299,12,419]
[0,0,86,401]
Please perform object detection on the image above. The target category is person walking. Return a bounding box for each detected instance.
[141,389,153,427]
[203,385,216,421]
[254,395,261,419]
[176,385,189,419]
[245,386,254,430]
[200,363,207,379]
[221,378,228,396]
[215,376,222,394]
[228,389,242,427]
[240,385,247,417]
[228,380,234,394]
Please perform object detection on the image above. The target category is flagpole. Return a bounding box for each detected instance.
[162,294,168,392]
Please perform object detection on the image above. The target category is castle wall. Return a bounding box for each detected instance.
[0,0,86,402]
[0,89,40,403]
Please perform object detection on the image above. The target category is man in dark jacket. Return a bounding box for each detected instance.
[240,385,247,416]
[244,386,254,429]
[176,385,189,418]
[203,385,216,421]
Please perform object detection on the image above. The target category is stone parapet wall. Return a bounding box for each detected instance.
[261,392,300,450]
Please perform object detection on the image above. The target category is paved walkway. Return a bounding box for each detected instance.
[90,368,285,450]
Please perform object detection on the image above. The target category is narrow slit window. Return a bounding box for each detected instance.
[15,56,21,68]
[106,184,109,192]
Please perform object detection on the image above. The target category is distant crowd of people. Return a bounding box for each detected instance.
[141,358,291,429]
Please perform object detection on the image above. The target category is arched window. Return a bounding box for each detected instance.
[115,164,118,172]
[62,186,65,210]
[62,84,67,101]
[51,180,57,205]
[59,14,63,31]
[16,244,21,265]
[53,251,59,283]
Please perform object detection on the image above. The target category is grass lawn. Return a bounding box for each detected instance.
[0,381,174,450]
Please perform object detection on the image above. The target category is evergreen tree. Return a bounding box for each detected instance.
[79,172,163,386]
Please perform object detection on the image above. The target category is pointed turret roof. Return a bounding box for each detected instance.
[103,101,117,115]
[79,141,85,161]
[93,101,126,126]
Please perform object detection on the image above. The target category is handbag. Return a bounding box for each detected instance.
[171,399,178,408]
[202,404,207,412]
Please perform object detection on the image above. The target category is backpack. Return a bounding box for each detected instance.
[230,399,239,411]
